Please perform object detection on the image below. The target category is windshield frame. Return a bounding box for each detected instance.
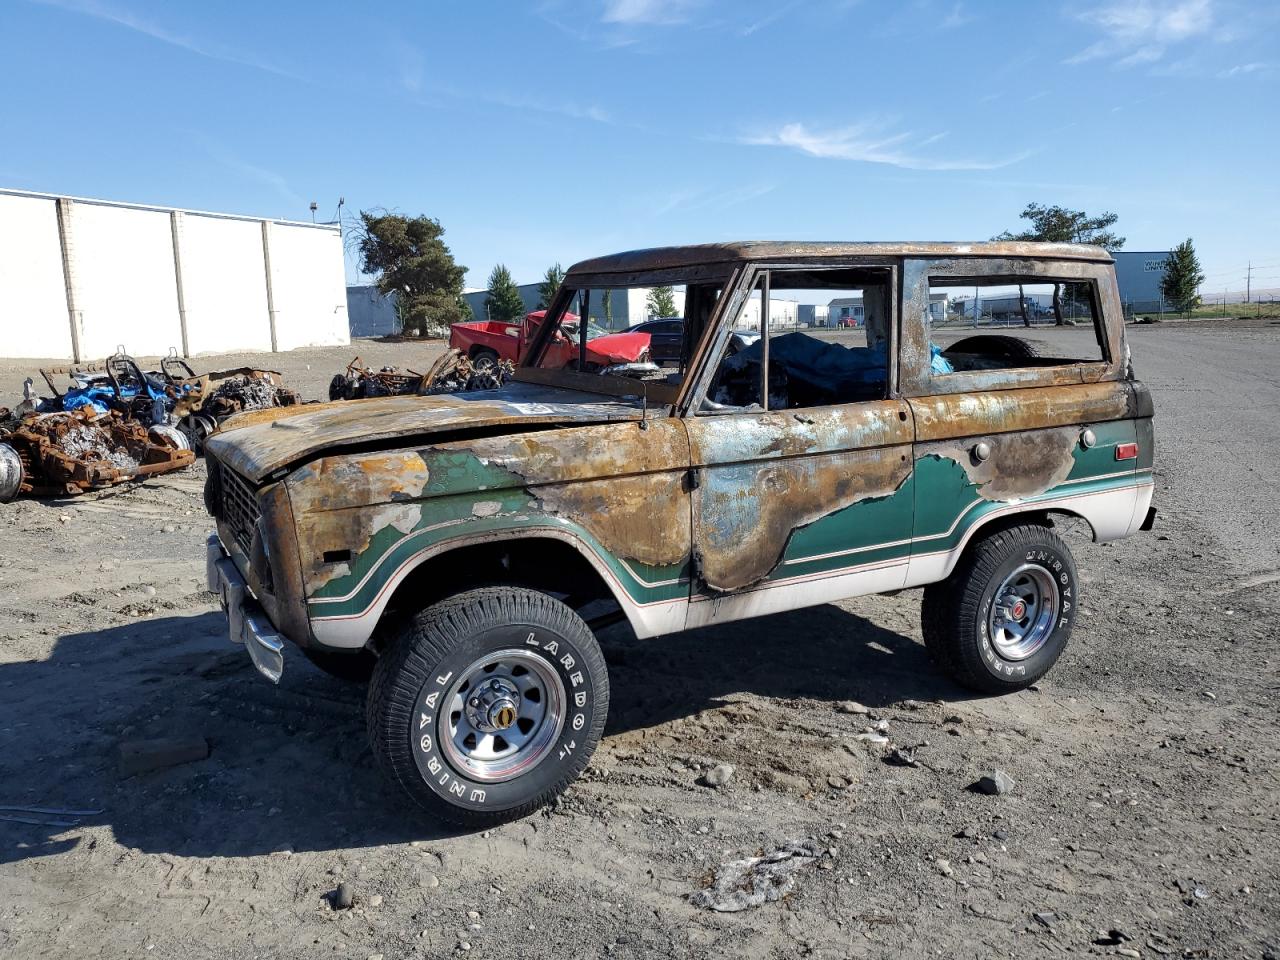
[514,263,739,405]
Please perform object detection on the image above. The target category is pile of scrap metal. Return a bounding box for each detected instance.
[0,349,301,501]
[328,349,513,401]
[34,349,299,452]
[0,405,195,502]
[167,362,300,451]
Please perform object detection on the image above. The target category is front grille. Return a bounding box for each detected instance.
[220,466,260,555]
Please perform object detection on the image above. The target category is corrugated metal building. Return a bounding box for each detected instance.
[1111,251,1171,311]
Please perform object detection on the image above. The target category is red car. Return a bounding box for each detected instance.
[449,311,653,372]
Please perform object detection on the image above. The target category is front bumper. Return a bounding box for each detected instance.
[206,532,286,683]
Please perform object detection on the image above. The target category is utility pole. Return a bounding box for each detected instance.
[1246,261,1252,303]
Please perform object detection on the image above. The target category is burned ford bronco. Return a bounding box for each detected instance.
[204,242,1155,824]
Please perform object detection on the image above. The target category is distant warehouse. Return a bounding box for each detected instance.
[0,187,349,361]
[1110,250,1171,313]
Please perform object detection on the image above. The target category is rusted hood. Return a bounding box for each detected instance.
[204,381,644,483]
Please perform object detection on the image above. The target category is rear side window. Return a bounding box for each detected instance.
[928,278,1107,373]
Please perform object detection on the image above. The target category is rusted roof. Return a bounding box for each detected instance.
[567,241,1113,275]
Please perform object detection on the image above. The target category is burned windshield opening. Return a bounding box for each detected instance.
[520,276,727,399]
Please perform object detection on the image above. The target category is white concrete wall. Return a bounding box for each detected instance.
[0,194,73,359]
[266,223,349,351]
[0,189,348,361]
[179,213,272,355]
[71,202,185,360]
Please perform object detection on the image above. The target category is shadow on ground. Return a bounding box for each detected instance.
[0,602,972,867]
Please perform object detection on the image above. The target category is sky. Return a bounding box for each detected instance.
[1,0,1277,297]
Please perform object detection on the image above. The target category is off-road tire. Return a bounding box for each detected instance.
[302,646,377,683]
[944,334,1039,360]
[367,587,608,827]
[922,523,1078,694]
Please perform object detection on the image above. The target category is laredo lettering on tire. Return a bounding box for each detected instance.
[921,523,1078,694]
[366,587,608,826]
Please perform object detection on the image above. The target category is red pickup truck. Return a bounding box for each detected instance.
[449,311,653,372]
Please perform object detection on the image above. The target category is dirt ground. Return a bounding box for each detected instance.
[0,320,1277,959]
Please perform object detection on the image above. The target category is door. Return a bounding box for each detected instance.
[897,256,1150,587]
[681,264,917,629]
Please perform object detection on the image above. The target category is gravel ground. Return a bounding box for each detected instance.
[0,320,1277,959]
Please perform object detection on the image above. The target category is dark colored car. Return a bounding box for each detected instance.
[626,318,759,365]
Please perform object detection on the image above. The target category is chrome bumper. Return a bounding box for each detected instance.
[206,533,285,683]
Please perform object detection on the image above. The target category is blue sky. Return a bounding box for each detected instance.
[2,0,1277,295]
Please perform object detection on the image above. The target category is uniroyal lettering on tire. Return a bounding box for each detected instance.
[367,587,608,827]
[922,524,1079,695]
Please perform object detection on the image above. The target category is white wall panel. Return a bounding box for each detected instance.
[180,214,272,354]
[0,194,73,359]
[267,224,349,351]
[71,203,182,359]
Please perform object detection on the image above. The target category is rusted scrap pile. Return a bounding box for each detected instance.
[0,407,195,501]
[170,366,300,451]
[0,350,300,501]
[329,349,513,401]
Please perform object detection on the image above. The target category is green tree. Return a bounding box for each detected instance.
[995,203,1126,250]
[537,263,565,309]
[1160,238,1205,314]
[602,289,613,328]
[486,264,526,322]
[355,211,467,337]
[646,285,677,318]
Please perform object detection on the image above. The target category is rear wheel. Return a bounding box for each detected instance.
[367,587,608,826]
[469,349,500,375]
[922,523,1077,693]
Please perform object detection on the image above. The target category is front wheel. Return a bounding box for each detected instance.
[366,587,609,827]
[922,523,1078,693]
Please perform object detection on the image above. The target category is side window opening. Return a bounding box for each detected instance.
[704,267,900,411]
[929,278,1107,373]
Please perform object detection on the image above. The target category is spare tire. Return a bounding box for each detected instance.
[944,335,1039,360]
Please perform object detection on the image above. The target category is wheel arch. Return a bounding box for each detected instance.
[904,484,1138,588]
[309,527,675,651]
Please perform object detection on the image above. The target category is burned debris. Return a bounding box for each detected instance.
[170,367,300,451]
[0,406,195,501]
[328,349,513,401]
[0,348,299,500]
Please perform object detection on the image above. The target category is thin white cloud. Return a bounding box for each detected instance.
[474,89,612,124]
[741,122,1027,172]
[194,136,306,210]
[940,2,974,29]
[393,41,425,95]
[741,0,801,36]
[649,183,775,217]
[1218,61,1270,77]
[29,0,303,79]
[601,0,701,25]
[1066,0,1214,66]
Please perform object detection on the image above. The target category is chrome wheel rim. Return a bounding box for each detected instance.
[988,564,1059,661]
[438,648,565,783]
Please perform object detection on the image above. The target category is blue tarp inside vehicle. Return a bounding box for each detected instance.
[730,333,952,392]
